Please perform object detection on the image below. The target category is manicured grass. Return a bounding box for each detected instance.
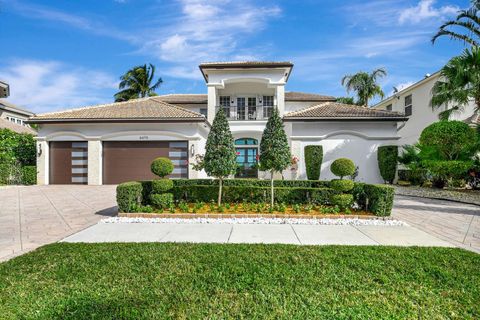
[0,244,479,319]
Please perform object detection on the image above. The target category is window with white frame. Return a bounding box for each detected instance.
[386,104,392,111]
[263,95,274,118]
[219,96,230,106]
[404,95,412,116]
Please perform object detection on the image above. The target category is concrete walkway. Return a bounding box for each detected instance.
[63,222,453,247]
[0,185,117,261]
[392,195,480,253]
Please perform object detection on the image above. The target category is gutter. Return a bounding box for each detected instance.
[27,117,208,124]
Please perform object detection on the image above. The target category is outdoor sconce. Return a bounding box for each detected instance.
[37,143,42,157]
[190,144,195,157]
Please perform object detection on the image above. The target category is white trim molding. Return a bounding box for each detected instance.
[290,130,401,141]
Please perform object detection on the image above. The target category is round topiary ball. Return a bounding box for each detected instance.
[151,157,174,178]
[330,179,354,192]
[330,158,355,179]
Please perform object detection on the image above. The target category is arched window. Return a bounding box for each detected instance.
[235,138,258,146]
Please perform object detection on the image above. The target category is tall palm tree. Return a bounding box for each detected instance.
[341,68,387,108]
[114,64,163,102]
[431,46,480,120]
[432,0,480,46]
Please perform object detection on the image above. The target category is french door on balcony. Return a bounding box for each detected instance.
[237,97,257,120]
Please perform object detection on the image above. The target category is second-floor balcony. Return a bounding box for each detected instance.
[217,105,275,121]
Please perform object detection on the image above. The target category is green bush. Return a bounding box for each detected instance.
[330,194,354,210]
[152,179,174,193]
[397,168,427,185]
[377,146,398,184]
[172,179,330,188]
[150,157,174,178]
[330,179,354,192]
[363,184,395,217]
[21,166,36,185]
[330,158,355,179]
[304,145,323,180]
[422,160,472,188]
[150,193,174,209]
[117,182,143,212]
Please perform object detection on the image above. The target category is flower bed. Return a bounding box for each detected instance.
[117,179,395,217]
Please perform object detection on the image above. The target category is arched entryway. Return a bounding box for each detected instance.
[235,138,258,178]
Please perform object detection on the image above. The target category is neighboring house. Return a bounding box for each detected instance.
[373,72,477,146]
[29,61,406,185]
[0,99,35,127]
[0,117,36,135]
[0,80,9,98]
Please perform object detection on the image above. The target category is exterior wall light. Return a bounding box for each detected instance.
[190,144,195,157]
[37,143,42,156]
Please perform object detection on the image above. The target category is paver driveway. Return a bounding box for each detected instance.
[392,195,480,253]
[0,185,116,261]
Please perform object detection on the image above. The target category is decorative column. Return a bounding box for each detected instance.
[207,85,217,123]
[36,140,49,185]
[276,85,285,117]
[87,140,102,185]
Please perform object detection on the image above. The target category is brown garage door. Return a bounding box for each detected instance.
[102,141,188,184]
[49,142,88,184]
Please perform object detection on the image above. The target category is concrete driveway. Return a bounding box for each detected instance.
[0,185,117,261]
[392,195,480,253]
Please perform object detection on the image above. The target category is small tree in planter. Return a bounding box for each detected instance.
[259,107,291,206]
[203,109,237,206]
[150,157,174,210]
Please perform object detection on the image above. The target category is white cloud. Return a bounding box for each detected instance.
[398,0,458,24]
[0,59,118,113]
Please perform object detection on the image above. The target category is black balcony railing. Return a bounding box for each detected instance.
[217,105,275,120]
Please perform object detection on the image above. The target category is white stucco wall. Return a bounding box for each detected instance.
[375,74,476,146]
[290,121,400,183]
[285,101,316,113]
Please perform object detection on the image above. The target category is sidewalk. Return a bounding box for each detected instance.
[63,222,454,247]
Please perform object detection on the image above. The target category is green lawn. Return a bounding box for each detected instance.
[0,244,478,319]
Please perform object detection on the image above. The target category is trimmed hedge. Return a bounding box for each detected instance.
[150,193,174,209]
[330,179,354,192]
[152,179,174,193]
[304,145,323,180]
[330,194,354,210]
[117,182,143,213]
[172,179,330,188]
[378,146,398,184]
[173,185,339,205]
[117,179,395,216]
[21,166,36,185]
[151,157,174,178]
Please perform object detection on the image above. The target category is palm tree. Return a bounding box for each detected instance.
[341,68,387,108]
[114,64,163,102]
[336,97,357,105]
[432,0,480,46]
[431,46,480,120]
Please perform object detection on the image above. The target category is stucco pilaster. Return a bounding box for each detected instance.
[36,140,48,185]
[207,86,217,123]
[276,85,285,116]
[87,140,102,185]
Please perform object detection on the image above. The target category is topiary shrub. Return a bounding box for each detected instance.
[330,158,355,179]
[152,179,174,193]
[150,193,174,209]
[117,182,143,212]
[151,157,174,178]
[304,145,323,180]
[330,194,354,210]
[330,179,354,192]
[363,184,395,217]
[377,146,398,184]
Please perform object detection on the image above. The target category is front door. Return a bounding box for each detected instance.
[234,138,258,178]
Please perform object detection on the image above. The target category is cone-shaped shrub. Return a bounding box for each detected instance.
[377,146,398,184]
[259,107,291,206]
[305,145,323,180]
[203,108,237,205]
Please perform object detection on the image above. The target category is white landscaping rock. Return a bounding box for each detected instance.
[102,217,408,226]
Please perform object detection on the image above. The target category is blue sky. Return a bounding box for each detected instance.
[0,0,470,113]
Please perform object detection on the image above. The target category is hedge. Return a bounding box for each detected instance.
[21,166,36,185]
[304,145,323,180]
[172,179,330,188]
[378,146,398,184]
[117,182,143,213]
[117,179,395,216]
[173,185,339,205]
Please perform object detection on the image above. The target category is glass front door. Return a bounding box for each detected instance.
[235,147,258,178]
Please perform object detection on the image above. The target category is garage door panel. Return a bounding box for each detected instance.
[103,141,188,184]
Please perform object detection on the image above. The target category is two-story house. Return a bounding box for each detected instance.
[29,61,407,185]
[373,72,478,146]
